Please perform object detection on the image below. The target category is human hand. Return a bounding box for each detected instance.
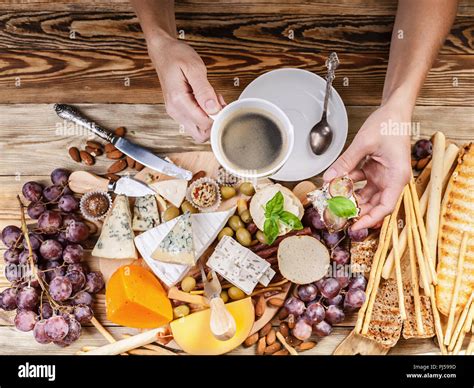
[323,102,412,230]
[148,36,224,142]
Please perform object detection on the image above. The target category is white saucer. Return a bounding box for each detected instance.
[239,68,348,181]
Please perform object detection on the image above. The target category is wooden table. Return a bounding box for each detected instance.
[0,0,472,355]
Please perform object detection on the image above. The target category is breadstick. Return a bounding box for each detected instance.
[404,187,424,335]
[382,143,459,279]
[429,285,447,354]
[464,300,474,334]
[391,209,406,320]
[448,292,473,351]
[425,131,445,266]
[466,327,474,355]
[276,332,298,355]
[452,329,465,355]
[444,232,468,345]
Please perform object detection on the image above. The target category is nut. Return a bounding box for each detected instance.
[279,322,289,338]
[264,342,281,355]
[278,308,289,320]
[85,146,103,157]
[108,159,127,174]
[259,322,272,338]
[272,349,289,356]
[106,149,124,160]
[268,298,284,308]
[288,314,295,329]
[297,341,316,351]
[134,161,144,171]
[244,333,259,347]
[285,335,302,347]
[255,296,266,318]
[83,220,98,235]
[190,170,206,184]
[104,173,120,182]
[266,329,276,346]
[86,140,103,151]
[416,157,430,170]
[256,337,266,355]
[68,147,81,163]
[79,151,95,166]
[411,159,417,168]
[104,143,117,153]
[114,126,126,137]
[126,156,135,169]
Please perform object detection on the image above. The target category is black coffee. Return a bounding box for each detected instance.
[220,110,285,172]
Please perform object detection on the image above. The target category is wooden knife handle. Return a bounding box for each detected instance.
[209,297,237,341]
[69,171,109,194]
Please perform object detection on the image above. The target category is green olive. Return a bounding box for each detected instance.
[256,230,267,244]
[181,200,198,214]
[228,286,245,300]
[163,206,180,222]
[240,209,252,224]
[173,305,190,319]
[220,290,229,303]
[220,186,236,200]
[218,226,234,241]
[239,182,255,196]
[236,227,252,247]
[228,215,244,231]
[180,276,196,293]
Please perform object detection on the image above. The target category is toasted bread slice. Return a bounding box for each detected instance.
[402,283,435,339]
[350,233,379,273]
[436,143,474,316]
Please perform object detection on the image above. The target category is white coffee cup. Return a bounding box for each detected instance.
[210,98,294,179]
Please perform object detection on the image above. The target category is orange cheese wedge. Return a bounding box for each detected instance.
[106,265,173,328]
[170,298,255,355]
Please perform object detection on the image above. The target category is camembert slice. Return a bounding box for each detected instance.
[150,179,187,208]
[132,195,160,232]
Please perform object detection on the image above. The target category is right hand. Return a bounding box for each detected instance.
[148,36,224,142]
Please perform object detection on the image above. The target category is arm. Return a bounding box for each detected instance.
[130,0,223,142]
[324,0,458,230]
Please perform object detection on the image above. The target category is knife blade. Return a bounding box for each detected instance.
[54,104,193,181]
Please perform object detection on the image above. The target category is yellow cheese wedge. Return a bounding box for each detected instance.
[170,298,255,355]
[106,265,173,329]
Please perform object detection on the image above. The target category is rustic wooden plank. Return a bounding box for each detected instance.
[0,49,472,105]
[0,104,472,176]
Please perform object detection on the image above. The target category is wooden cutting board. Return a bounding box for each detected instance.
[333,330,390,355]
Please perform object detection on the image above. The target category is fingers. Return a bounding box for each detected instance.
[185,65,222,115]
[349,169,366,182]
[323,138,370,182]
[217,93,227,107]
[356,183,378,205]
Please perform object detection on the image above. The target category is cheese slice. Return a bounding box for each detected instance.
[132,195,161,232]
[151,212,195,265]
[134,207,236,286]
[92,195,138,260]
[150,179,187,208]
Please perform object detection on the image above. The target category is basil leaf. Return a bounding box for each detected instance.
[327,196,357,218]
[264,217,279,245]
[264,191,284,218]
[279,211,303,230]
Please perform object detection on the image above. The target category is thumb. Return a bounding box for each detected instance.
[185,67,221,115]
[323,139,368,182]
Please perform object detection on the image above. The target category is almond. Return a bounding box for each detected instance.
[190,170,206,184]
[297,341,316,351]
[272,349,289,356]
[279,322,289,337]
[268,298,284,308]
[278,308,289,320]
[114,126,126,137]
[106,149,124,160]
[104,173,120,182]
[416,156,430,170]
[134,161,144,171]
[266,329,276,346]
[288,314,295,329]
[255,296,266,318]
[108,159,127,174]
[285,335,302,347]
[256,337,266,355]
[259,322,272,338]
[85,146,103,157]
[411,159,417,169]
[79,151,95,166]
[68,147,81,163]
[86,140,103,151]
[264,342,281,355]
[126,156,135,169]
[104,143,116,153]
[243,333,259,347]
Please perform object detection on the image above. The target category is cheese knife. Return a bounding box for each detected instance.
[200,266,237,341]
[54,104,193,181]
[69,170,156,197]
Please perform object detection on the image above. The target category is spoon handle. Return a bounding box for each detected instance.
[322,52,339,115]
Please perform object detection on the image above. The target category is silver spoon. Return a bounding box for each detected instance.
[309,52,339,155]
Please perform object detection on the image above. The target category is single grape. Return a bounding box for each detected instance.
[2,225,23,249]
[413,139,432,160]
[74,304,93,324]
[297,284,318,303]
[303,207,326,230]
[58,195,79,213]
[72,291,93,306]
[23,233,42,251]
[33,319,51,344]
[328,176,354,198]
[57,316,81,346]
[331,246,350,265]
[39,239,63,261]
[49,276,73,302]
[322,230,344,248]
[303,301,325,324]
[27,202,47,220]
[4,248,20,264]
[37,211,62,234]
[19,249,39,265]
[334,267,350,288]
[5,264,22,283]
[43,185,63,202]
[0,288,17,311]
[348,227,369,242]
[67,263,89,275]
[62,244,84,264]
[51,168,71,186]
[56,232,68,247]
[344,289,366,311]
[44,316,69,341]
[22,181,43,202]
[62,213,80,226]
[323,208,348,232]
[284,296,305,317]
[314,278,325,293]
[313,320,332,337]
[326,294,344,306]
[348,275,367,292]
[320,278,341,299]
[325,305,345,325]
[66,270,86,293]
[43,260,66,283]
[14,310,38,332]
[39,302,53,319]
[292,318,312,341]
[85,271,105,294]
[65,221,89,243]
[16,286,39,310]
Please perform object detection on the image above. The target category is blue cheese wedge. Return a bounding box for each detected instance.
[132,195,161,232]
[92,195,138,260]
[149,179,187,208]
[151,212,195,265]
